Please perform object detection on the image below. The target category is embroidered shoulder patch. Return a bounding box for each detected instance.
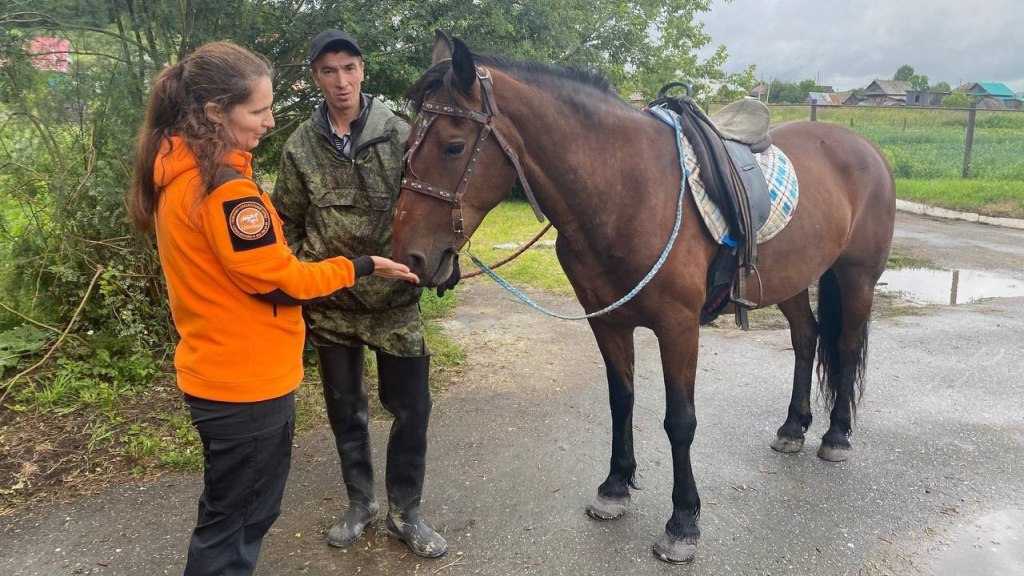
[222,197,277,251]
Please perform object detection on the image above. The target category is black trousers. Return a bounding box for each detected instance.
[183,392,295,576]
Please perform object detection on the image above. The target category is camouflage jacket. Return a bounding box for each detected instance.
[274,96,421,334]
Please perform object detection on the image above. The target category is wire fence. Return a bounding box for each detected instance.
[762,104,1024,180]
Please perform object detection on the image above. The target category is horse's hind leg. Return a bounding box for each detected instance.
[772,290,818,453]
[585,321,638,521]
[816,267,877,462]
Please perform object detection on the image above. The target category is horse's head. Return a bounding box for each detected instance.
[394,32,537,287]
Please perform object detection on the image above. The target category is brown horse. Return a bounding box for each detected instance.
[393,33,895,564]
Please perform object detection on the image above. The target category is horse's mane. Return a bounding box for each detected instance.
[404,52,631,112]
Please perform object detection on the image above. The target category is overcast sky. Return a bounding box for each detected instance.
[697,0,1024,92]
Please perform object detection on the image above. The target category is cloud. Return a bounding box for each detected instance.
[698,0,1024,91]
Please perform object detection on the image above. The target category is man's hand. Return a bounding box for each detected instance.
[370,256,420,284]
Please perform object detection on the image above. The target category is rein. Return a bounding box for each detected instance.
[459,222,553,280]
[402,66,691,320]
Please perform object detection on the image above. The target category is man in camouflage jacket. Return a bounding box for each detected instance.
[273,29,447,558]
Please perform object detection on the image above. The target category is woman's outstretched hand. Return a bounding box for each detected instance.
[370,256,420,284]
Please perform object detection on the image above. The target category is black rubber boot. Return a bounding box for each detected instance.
[377,352,448,558]
[317,345,379,548]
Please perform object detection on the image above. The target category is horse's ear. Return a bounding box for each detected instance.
[430,30,453,65]
[450,37,476,93]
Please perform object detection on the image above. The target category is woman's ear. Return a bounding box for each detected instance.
[204,101,223,125]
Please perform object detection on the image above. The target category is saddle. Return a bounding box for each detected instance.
[647,84,772,329]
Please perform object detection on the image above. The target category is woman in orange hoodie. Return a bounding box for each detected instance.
[126,41,417,576]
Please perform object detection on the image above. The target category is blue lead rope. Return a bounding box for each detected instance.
[464,106,690,321]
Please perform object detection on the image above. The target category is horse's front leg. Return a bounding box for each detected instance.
[652,324,701,564]
[584,321,637,521]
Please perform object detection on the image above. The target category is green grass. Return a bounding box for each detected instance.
[421,290,464,370]
[886,251,937,270]
[764,106,1024,217]
[765,105,1024,181]
[466,201,575,296]
[897,179,1024,218]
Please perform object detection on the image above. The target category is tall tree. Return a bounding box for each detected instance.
[766,78,826,104]
[893,64,915,81]
[893,64,928,91]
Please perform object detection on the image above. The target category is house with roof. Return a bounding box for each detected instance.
[748,84,769,100]
[954,82,1021,109]
[906,89,949,107]
[841,91,864,106]
[957,82,1016,100]
[862,80,913,106]
[805,92,846,106]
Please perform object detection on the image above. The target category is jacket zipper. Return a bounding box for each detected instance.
[349,136,389,162]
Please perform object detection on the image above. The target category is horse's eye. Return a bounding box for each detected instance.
[444,142,466,157]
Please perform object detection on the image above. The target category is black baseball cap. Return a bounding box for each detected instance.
[308,29,362,64]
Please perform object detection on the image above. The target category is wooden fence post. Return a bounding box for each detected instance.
[962,106,977,179]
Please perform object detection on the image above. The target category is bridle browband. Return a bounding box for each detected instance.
[401,66,544,237]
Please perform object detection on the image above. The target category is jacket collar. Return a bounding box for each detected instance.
[313,93,371,141]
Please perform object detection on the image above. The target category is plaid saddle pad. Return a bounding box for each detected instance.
[651,107,799,244]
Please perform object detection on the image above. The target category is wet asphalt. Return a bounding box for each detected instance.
[1,212,1022,576]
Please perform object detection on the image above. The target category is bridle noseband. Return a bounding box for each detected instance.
[401,66,544,238]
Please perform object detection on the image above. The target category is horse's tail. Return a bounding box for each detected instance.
[815,268,868,417]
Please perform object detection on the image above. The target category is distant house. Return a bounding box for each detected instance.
[954,82,1021,110]
[862,80,913,106]
[834,90,859,105]
[29,37,72,73]
[906,89,948,107]
[956,82,1016,100]
[804,92,845,106]
[841,91,864,106]
[748,84,769,100]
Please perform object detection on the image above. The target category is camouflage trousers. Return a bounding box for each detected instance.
[304,304,425,357]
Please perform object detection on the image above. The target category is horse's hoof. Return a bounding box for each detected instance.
[585,494,629,521]
[770,435,804,453]
[652,533,698,564]
[817,443,852,462]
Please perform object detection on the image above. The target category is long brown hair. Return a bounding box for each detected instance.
[127,41,272,232]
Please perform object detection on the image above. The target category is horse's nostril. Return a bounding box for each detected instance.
[405,252,426,277]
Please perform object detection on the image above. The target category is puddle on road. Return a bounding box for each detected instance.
[929,508,1024,576]
[876,268,1024,305]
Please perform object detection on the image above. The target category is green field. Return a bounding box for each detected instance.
[766,105,1024,180]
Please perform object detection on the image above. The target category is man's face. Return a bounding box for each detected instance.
[312,51,365,117]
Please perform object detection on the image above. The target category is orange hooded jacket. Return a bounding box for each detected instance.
[154,137,370,402]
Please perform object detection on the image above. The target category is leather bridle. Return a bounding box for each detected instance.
[401,66,544,238]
